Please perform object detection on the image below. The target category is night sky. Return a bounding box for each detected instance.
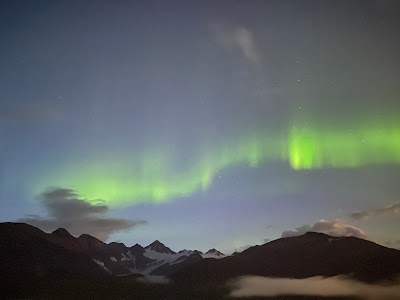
[1,0,400,253]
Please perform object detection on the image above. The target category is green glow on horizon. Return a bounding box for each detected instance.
[31,119,400,206]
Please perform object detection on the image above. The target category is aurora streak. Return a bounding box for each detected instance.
[32,121,400,206]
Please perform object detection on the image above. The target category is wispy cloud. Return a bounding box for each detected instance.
[215,26,261,65]
[281,219,368,239]
[351,203,400,220]
[231,27,261,64]
[230,275,400,299]
[18,188,146,241]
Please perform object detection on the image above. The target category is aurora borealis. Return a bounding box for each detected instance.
[1,0,400,252]
[29,118,400,206]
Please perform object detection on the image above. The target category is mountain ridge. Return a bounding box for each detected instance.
[0,222,225,278]
[172,230,400,285]
[2,221,400,287]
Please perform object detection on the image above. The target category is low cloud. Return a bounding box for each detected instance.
[351,202,400,220]
[230,275,400,299]
[18,188,146,241]
[281,219,368,239]
[234,245,253,253]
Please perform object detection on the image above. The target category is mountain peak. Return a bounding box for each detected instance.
[51,228,73,237]
[202,248,225,259]
[205,248,223,255]
[78,234,107,251]
[130,243,145,255]
[145,240,175,254]
[301,231,341,240]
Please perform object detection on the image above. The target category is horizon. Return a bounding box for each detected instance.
[3,220,396,256]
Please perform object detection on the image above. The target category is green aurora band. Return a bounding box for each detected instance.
[32,121,400,206]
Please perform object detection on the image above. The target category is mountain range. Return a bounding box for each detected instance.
[0,222,226,279]
[172,231,400,285]
[1,222,400,299]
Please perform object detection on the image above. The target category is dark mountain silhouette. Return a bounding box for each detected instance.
[52,227,73,237]
[0,222,202,279]
[0,222,109,281]
[49,227,87,253]
[3,222,400,300]
[77,234,136,275]
[78,234,108,252]
[2,223,400,299]
[172,232,400,285]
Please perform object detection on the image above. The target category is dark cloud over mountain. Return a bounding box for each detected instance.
[18,188,146,241]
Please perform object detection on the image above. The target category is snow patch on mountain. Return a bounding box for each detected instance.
[93,259,110,273]
[121,250,135,262]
